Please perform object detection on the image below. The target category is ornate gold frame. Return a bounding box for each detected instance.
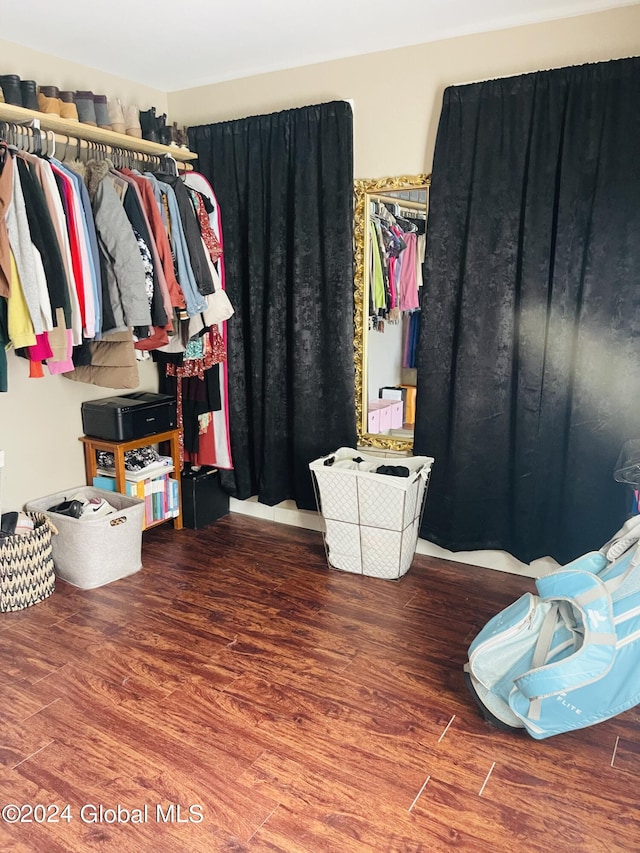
[353,174,430,451]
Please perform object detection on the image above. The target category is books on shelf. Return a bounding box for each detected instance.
[93,468,180,528]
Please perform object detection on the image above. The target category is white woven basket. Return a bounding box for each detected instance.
[309,447,434,579]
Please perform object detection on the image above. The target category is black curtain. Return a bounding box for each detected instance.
[188,101,356,510]
[414,57,640,565]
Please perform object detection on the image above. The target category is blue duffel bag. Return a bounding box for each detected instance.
[464,516,640,739]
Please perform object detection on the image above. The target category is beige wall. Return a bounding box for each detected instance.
[0,37,167,114]
[2,6,640,510]
[169,5,640,178]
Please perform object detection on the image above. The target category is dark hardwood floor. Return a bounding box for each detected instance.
[1,513,638,852]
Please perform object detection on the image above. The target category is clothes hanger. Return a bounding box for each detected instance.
[160,152,178,177]
[34,126,43,157]
[44,129,55,159]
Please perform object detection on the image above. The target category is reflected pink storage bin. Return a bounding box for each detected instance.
[388,401,403,429]
[368,400,392,432]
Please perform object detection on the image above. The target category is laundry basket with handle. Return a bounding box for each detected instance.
[309,447,434,579]
[26,486,144,589]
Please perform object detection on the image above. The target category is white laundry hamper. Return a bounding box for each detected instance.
[309,447,434,579]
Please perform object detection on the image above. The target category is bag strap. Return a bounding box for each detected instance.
[599,514,640,565]
[514,569,617,719]
[599,522,640,597]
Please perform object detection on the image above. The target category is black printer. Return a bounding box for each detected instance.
[81,392,177,442]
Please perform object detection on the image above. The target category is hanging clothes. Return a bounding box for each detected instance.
[0,133,235,486]
[182,171,233,470]
[0,148,11,299]
[121,168,183,312]
[2,149,43,337]
[151,170,233,470]
[154,172,215,296]
[154,326,226,461]
[144,172,207,317]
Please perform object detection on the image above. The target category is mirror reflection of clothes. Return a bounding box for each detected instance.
[399,233,419,311]
[369,219,386,310]
[403,311,421,368]
[369,210,422,323]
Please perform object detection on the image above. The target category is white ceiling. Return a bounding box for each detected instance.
[3,0,637,91]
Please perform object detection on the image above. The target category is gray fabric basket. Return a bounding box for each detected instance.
[25,486,144,589]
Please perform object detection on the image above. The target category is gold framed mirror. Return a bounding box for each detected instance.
[354,174,431,451]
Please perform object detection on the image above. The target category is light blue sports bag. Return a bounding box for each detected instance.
[464,516,640,739]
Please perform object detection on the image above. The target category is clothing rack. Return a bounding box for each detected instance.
[396,207,426,220]
[368,192,428,220]
[0,102,196,171]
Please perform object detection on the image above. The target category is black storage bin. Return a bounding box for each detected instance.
[181,467,229,529]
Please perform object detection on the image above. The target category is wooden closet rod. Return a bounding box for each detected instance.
[1,126,193,172]
[0,102,197,167]
[52,135,193,171]
[368,193,428,211]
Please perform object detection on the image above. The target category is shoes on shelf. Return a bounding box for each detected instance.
[158,118,180,147]
[19,80,39,111]
[75,90,97,126]
[156,111,167,142]
[175,125,189,149]
[0,75,23,107]
[108,98,126,135]
[140,106,167,143]
[0,72,182,153]
[139,106,157,141]
[38,86,62,116]
[93,94,111,131]
[59,91,79,121]
[124,104,142,138]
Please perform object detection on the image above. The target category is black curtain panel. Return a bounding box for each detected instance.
[414,57,640,565]
[189,101,356,510]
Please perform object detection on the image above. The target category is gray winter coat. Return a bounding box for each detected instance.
[84,160,151,333]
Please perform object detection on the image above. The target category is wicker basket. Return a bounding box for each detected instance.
[0,512,57,612]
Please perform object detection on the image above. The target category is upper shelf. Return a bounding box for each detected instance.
[0,102,198,162]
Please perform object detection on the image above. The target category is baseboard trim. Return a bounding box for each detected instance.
[229,497,551,579]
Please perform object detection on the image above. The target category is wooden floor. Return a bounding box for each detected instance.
[1,514,638,852]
